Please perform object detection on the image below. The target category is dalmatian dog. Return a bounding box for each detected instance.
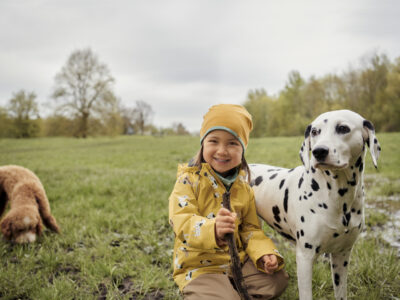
[250,110,381,300]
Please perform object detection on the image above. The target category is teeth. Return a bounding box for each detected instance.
[215,158,229,162]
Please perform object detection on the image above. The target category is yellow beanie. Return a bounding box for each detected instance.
[200,104,253,150]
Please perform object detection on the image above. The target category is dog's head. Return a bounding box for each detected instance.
[1,205,42,243]
[299,110,381,171]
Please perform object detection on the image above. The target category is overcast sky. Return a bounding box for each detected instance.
[1,0,399,132]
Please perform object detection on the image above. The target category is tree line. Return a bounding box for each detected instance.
[0,49,399,138]
[244,53,400,137]
[0,48,189,138]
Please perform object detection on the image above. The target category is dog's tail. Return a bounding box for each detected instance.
[35,189,60,233]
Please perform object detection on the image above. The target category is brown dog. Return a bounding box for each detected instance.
[0,165,60,243]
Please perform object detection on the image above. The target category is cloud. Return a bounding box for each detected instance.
[0,0,399,132]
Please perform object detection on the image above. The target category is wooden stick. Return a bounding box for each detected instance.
[222,192,251,300]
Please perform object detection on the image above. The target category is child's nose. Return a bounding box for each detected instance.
[217,145,228,154]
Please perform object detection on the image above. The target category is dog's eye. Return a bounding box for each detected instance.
[311,128,319,137]
[336,125,350,134]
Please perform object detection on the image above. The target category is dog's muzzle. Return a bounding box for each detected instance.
[312,146,329,162]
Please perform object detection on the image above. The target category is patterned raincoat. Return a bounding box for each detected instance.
[169,162,284,290]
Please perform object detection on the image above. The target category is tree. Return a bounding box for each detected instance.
[172,122,190,135]
[132,100,154,135]
[8,90,40,138]
[52,48,116,138]
[243,89,275,137]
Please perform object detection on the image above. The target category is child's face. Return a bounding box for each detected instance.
[202,130,243,173]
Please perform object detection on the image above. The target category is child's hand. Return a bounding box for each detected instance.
[215,208,236,247]
[259,254,279,274]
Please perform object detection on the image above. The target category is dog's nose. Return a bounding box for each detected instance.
[312,146,329,161]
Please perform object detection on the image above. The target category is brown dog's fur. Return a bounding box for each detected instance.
[0,165,60,243]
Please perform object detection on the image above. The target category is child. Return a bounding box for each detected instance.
[169,104,289,299]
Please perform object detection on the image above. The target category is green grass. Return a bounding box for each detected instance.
[0,133,399,299]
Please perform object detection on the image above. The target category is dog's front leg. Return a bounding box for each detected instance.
[330,251,351,300]
[296,247,315,300]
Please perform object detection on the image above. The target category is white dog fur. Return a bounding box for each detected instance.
[250,110,380,300]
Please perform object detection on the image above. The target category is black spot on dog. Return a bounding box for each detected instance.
[304,124,312,138]
[280,232,296,241]
[305,243,313,249]
[363,120,374,131]
[298,176,304,188]
[283,189,289,213]
[296,231,300,239]
[345,212,351,223]
[316,246,321,253]
[334,273,340,286]
[311,179,320,191]
[325,170,330,176]
[344,261,348,267]
[343,203,347,213]
[301,216,305,222]
[273,222,282,230]
[310,209,315,214]
[272,205,280,215]
[300,230,304,236]
[327,182,331,190]
[288,168,294,173]
[308,192,313,197]
[254,176,263,186]
[355,156,362,168]
[324,119,328,123]
[323,203,328,209]
[299,196,302,201]
[274,215,281,223]
[357,210,361,215]
[333,233,339,238]
[338,188,348,197]
[304,195,308,200]
[359,162,364,172]
[333,175,338,179]
[269,173,278,180]
[272,206,281,223]
[351,208,356,213]
[311,167,316,173]
[279,179,285,189]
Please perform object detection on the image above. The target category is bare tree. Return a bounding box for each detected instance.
[52,48,116,138]
[132,100,154,135]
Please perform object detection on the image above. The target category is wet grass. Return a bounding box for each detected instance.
[0,133,399,299]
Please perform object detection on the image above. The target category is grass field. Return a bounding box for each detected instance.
[0,133,399,299]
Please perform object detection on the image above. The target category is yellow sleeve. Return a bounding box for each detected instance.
[169,170,219,250]
[239,188,284,272]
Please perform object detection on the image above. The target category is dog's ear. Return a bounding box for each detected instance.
[299,124,311,170]
[0,217,12,240]
[363,120,381,169]
[35,193,60,233]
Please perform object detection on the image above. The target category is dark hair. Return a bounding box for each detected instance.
[191,145,252,183]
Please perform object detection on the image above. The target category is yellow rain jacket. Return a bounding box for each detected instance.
[169,163,284,290]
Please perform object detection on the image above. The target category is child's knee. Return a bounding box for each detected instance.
[247,269,289,299]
